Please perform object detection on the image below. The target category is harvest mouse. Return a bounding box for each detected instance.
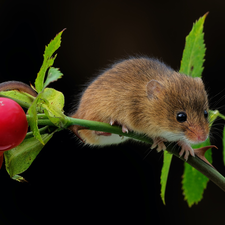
[69,57,210,160]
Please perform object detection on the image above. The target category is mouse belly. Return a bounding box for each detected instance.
[78,129,130,146]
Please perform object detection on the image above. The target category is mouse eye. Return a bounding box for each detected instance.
[176,112,187,123]
[204,110,208,119]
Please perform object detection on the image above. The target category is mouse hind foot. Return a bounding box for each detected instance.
[151,137,167,152]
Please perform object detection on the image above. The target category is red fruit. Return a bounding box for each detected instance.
[0,97,28,151]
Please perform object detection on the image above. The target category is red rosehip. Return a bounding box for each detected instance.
[0,97,28,151]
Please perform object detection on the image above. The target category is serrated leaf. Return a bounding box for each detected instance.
[182,138,212,207]
[4,133,54,178]
[179,13,210,207]
[179,13,207,77]
[43,67,63,89]
[160,151,173,205]
[35,29,65,93]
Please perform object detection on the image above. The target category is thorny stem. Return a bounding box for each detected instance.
[65,116,225,192]
[26,114,225,192]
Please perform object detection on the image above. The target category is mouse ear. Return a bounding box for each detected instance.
[146,80,164,99]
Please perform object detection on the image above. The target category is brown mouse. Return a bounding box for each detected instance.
[69,57,210,160]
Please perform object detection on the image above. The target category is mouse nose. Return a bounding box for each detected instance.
[197,134,207,142]
[196,129,208,143]
[186,125,209,144]
[187,128,208,143]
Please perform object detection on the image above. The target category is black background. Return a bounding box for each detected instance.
[0,1,225,224]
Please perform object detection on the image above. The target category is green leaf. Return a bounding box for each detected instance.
[35,29,65,93]
[0,90,35,108]
[26,88,65,143]
[160,151,173,205]
[4,133,54,179]
[182,138,212,207]
[27,97,45,145]
[209,109,219,125]
[179,13,210,206]
[179,13,207,77]
[38,88,67,128]
[43,67,63,89]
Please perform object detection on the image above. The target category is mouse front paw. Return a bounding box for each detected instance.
[177,141,195,161]
[151,137,167,152]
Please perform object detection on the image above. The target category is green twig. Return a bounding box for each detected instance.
[26,115,55,126]
[65,116,152,144]
[25,113,225,192]
[66,116,225,192]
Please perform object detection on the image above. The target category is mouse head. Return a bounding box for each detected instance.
[146,74,209,144]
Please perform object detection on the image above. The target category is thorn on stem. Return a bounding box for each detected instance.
[194,145,218,169]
